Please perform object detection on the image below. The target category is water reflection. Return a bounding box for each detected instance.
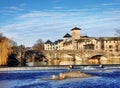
[0,80,9,88]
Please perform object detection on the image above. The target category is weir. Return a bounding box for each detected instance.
[0,64,120,71]
[0,66,69,71]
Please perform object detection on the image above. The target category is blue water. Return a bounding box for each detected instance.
[0,67,120,88]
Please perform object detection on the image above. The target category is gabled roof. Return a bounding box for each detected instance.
[94,37,120,41]
[71,27,81,31]
[54,39,63,44]
[81,35,89,38]
[45,40,53,44]
[63,33,71,38]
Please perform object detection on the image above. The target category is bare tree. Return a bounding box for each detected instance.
[115,28,120,36]
[32,39,44,51]
[10,40,17,47]
[0,33,3,37]
[115,28,120,52]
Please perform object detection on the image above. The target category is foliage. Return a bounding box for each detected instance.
[10,40,17,47]
[32,39,44,51]
[7,53,19,67]
[12,45,26,66]
[24,50,45,62]
[0,34,12,65]
[12,45,25,55]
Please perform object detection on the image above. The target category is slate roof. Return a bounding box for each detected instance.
[71,27,81,31]
[54,39,63,44]
[63,33,71,38]
[45,40,53,44]
[81,35,89,38]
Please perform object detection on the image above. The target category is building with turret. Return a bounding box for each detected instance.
[44,27,120,52]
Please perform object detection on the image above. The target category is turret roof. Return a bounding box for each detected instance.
[71,27,81,31]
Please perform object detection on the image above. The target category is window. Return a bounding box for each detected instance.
[96,41,98,43]
[116,45,118,52]
[96,46,98,49]
[109,50,112,52]
[109,45,113,48]
[101,45,104,50]
[84,44,94,50]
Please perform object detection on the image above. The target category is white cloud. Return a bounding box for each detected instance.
[101,3,120,6]
[0,5,24,16]
[0,10,16,14]
[6,6,24,11]
[52,0,62,3]
[20,3,26,7]
[0,8,120,46]
[53,6,64,9]
[18,11,52,19]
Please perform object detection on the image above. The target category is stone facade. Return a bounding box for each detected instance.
[44,27,120,52]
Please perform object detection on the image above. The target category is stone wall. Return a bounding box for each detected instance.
[43,50,120,65]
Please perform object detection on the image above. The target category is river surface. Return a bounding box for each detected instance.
[0,67,120,88]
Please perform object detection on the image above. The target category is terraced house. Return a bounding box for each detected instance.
[44,27,120,52]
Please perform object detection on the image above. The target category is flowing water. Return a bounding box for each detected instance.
[0,67,120,88]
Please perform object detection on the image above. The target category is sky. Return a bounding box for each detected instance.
[0,0,120,47]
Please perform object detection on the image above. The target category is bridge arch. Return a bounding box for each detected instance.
[89,54,103,59]
[88,54,107,64]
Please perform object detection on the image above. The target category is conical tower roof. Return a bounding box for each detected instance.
[71,27,81,31]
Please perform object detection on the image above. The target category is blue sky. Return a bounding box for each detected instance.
[0,0,120,46]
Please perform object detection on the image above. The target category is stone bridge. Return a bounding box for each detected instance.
[42,50,112,65]
[43,50,106,59]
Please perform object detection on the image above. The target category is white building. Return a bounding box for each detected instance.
[44,27,120,52]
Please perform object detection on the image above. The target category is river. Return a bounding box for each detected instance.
[0,67,120,88]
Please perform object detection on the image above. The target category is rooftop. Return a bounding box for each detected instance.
[63,33,71,38]
[71,27,81,31]
[54,39,63,44]
[45,40,53,44]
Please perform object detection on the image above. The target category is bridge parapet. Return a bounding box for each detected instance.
[43,50,107,60]
[42,50,120,65]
